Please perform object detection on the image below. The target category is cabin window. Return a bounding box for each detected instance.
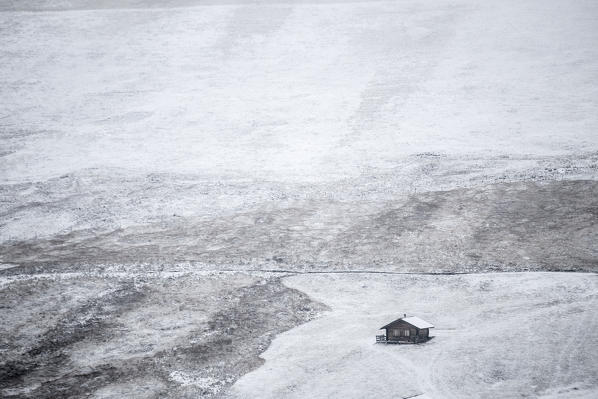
[393,329,400,337]
[404,329,409,336]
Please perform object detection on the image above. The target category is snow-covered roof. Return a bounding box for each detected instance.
[402,316,434,329]
[381,316,434,329]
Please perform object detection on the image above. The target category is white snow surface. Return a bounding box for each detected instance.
[1,0,598,245]
[1,0,598,184]
[229,272,598,399]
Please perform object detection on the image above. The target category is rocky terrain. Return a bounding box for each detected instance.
[0,272,324,398]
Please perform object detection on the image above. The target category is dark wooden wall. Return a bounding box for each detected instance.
[384,320,430,341]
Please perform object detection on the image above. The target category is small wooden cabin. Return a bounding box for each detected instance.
[376,315,434,344]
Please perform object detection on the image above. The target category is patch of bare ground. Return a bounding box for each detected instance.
[2,180,596,273]
[0,273,326,398]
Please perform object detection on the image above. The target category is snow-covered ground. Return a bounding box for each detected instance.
[1,0,598,397]
[230,272,598,399]
[1,0,597,184]
[1,0,597,248]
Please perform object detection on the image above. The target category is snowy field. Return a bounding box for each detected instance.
[1,271,596,398]
[231,273,598,399]
[1,0,598,398]
[1,0,598,247]
[1,0,597,184]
